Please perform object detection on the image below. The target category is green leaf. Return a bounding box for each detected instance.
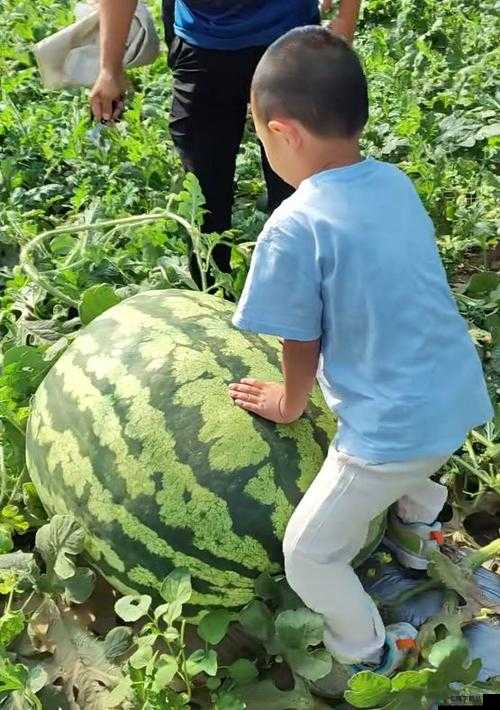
[344,670,392,708]
[213,690,246,710]
[115,594,152,622]
[164,626,180,642]
[428,635,469,669]
[154,600,183,625]
[103,626,133,659]
[227,658,259,685]
[26,665,48,693]
[2,346,50,396]
[35,514,85,580]
[275,608,324,649]
[153,654,178,690]
[1,505,19,519]
[427,635,481,693]
[391,669,435,691]
[0,570,18,595]
[50,234,76,256]
[0,657,27,693]
[79,284,121,325]
[465,272,500,297]
[185,648,218,677]
[234,677,320,709]
[0,611,25,649]
[285,648,332,681]
[22,482,47,526]
[198,609,233,645]
[239,600,274,642]
[160,567,192,604]
[0,524,14,554]
[254,572,282,603]
[206,676,222,691]
[106,676,134,708]
[63,566,95,603]
[129,643,154,670]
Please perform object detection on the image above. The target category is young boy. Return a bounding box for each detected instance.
[228,28,493,690]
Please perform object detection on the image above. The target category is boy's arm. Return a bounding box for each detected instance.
[323,0,361,43]
[229,339,320,424]
[90,0,138,121]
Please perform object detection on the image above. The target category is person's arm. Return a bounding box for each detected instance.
[323,0,361,44]
[229,339,320,424]
[90,0,138,122]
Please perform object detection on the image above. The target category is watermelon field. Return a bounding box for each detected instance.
[0,0,499,707]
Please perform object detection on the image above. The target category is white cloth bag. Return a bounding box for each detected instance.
[33,1,160,89]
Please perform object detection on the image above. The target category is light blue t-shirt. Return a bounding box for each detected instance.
[233,158,493,463]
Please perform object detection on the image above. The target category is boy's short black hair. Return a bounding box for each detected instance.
[252,27,369,138]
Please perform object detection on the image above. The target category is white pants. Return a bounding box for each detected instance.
[283,448,449,664]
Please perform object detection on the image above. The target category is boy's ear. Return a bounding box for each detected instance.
[268,119,301,147]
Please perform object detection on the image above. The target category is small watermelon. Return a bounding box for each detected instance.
[26,290,385,610]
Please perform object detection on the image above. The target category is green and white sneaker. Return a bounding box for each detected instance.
[383,509,445,570]
[311,623,418,700]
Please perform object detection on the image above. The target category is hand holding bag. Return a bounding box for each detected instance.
[34,1,160,90]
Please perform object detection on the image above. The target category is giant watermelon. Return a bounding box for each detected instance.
[26,290,385,610]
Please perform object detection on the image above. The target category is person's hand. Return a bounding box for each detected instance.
[228,379,303,424]
[327,15,355,44]
[90,68,127,122]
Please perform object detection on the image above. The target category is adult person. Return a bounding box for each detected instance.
[90,1,361,274]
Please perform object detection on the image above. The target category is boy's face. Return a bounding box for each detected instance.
[251,93,302,188]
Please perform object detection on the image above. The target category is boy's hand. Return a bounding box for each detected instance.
[228,379,303,424]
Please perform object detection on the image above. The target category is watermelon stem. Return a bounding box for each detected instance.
[20,210,206,301]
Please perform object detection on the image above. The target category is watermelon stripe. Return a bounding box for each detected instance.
[27,290,358,611]
[107,302,328,555]
[37,340,282,577]
[94,299,300,560]
[29,394,261,591]
[38,353,276,586]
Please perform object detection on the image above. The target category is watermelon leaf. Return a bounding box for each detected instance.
[198,609,233,645]
[464,272,500,297]
[103,627,133,660]
[227,658,259,685]
[79,284,121,325]
[234,676,327,709]
[129,644,154,670]
[254,572,282,604]
[344,671,392,708]
[26,665,49,694]
[115,594,152,623]
[35,515,86,581]
[160,567,192,605]
[153,654,178,690]
[239,600,274,642]
[213,689,246,710]
[285,648,332,681]
[0,611,26,649]
[0,525,13,554]
[185,648,218,677]
[26,598,125,705]
[275,608,324,649]
[63,567,95,604]
[154,600,183,626]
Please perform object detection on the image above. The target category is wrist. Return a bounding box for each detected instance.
[279,393,306,423]
[100,61,124,76]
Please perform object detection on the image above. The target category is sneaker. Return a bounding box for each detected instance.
[310,623,418,700]
[383,509,445,570]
